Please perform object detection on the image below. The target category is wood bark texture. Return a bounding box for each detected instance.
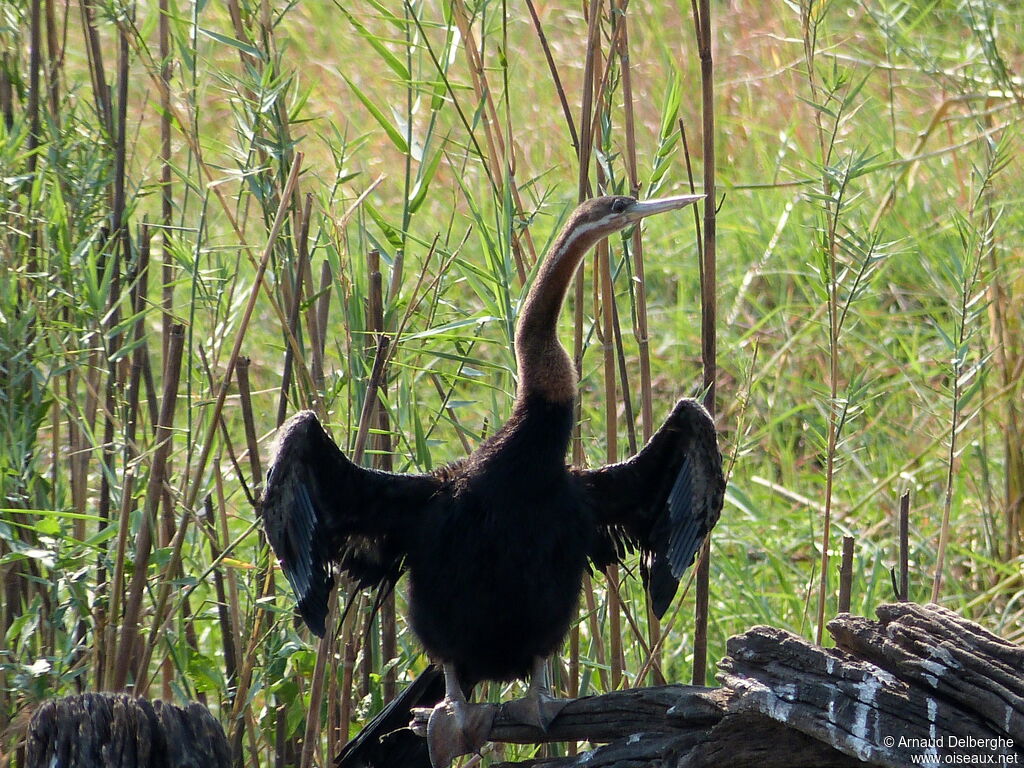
[496,603,1023,767]
[26,692,231,768]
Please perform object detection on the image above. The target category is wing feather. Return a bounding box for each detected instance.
[259,411,441,636]
[574,399,725,618]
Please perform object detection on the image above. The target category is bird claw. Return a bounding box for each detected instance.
[501,690,568,732]
[426,698,496,768]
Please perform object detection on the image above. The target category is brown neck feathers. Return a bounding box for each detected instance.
[514,212,607,404]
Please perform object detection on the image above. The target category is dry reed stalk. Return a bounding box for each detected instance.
[27,0,40,176]
[211,479,260,768]
[898,492,910,601]
[312,260,332,393]
[65,256,108,570]
[524,0,579,152]
[610,300,638,456]
[977,107,1022,559]
[328,655,340,761]
[111,11,153,694]
[633,545,703,682]
[97,345,119,551]
[260,0,296,183]
[571,0,602,465]
[109,323,185,691]
[0,54,12,127]
[276,196,314,426]
[611,0,664,683]
[994,317,1023,559]
[381,589,397,703]
[236,357,263,489]
[226,554,277,765]
[212,359,266,761]
[111,18,129,243]
[275,703,288,768]
[691,0,716,684]
[429,374,474,455]
[838,536,854,613]
[570,0,604,699]
[43,0,61,126]
[78,0,111,137]
[226,0,256,62]
[603,580,660,688]
[798,0,842,647]
[448,0,533,281]
[386,250,405,318]
[932,168,988,604]
[367,247,398,701]
[6,0,35,714]
[158,0,172,362]
[213,473,247,706]
[103,460,138,690]
[597,233,623,688]
[204,495,239,695]
[334,247,390,757]
[95,224,151,688]
[181,156,302,516]
[352,337,391,463]
[613,0,650,423]
[66,357,87,527]
[368,250,384,346]
[298,572,339,768]
[126,226,151,442]
[116,22,310,391]
[581,577,610,692]
[339,604,361,756]
[139,472,201,694]
[577,0,601,203]
[296,192,315,390]
[301,334,391,768]
[567,623,579,756]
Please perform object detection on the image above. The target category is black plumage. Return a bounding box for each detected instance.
[333,665,444,768]
[259,194,725,768]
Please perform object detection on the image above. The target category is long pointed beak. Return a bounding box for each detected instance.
[625,194,704,221]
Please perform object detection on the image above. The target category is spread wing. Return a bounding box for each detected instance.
[259,411,441,636]
[574,398,725,618]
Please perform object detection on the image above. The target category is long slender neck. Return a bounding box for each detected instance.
[514,217,602,405]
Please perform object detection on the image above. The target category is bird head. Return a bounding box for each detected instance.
[560,194,704,253]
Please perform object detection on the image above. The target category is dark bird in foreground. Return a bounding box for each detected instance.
[260,194,726,767]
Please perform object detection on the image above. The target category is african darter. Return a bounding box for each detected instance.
[260,194,726,767]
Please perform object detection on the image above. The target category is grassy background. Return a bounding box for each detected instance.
[2,0,1022,765]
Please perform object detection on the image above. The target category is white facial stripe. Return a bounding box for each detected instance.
[548,214,622,265]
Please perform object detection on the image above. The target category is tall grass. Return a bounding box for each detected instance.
[1,1,1022,765]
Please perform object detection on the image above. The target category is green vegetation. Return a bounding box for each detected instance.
[1,0,1021,765]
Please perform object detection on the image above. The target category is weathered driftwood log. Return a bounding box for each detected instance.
[411,685,726,745]
[27,605,1022,767]
[26,693,231,768]
[493,708,867,768]
[831,602,1024,745]
[721,604,1022,767]
[474,604,1024,767]
[484,687,864,768]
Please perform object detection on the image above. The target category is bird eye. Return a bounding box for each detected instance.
[611,198,629,213]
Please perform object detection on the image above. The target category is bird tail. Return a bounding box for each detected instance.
[335,665,444,768]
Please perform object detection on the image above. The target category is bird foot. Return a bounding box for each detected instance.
[425,699,496,768]
[409,706,432,737]
[501,690,568,732]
